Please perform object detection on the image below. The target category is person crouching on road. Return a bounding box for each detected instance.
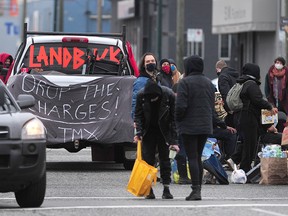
[134,79,179,199]
[175,55,215,201]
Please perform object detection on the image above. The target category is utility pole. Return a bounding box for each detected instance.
[59,0,64,32]
[157,0,162,60]
[53,0,58,31]
[176,0,184,72]
[22,0,27,39]
[97,0,102,33]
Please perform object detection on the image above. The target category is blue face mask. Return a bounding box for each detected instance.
[170,65,176,71]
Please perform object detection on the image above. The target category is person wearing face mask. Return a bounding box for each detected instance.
[265,57,288,115]
[215,60,239,128]
[131,52,159,119]
[134,79,179,199]
[168,58,182,86]
[0,53,13,84]
[158,58,173,89]
[226,63,278,174]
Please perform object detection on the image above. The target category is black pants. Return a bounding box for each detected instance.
[232,111,258,172]
[211,127,237,158]
[142,132,171,185]
[181,134,208,186]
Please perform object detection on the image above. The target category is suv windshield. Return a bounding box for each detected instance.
[21,42,124,75]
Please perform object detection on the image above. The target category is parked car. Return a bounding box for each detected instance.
[7,23,136,170]
[0,79,46,207]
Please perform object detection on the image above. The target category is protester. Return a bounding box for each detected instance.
[226,63,278,173]
[168,58,181,86]
[170,60,189,185]
[215,59,239,127]
[265,56,288,115]
[134,79,179,199]
[131,52,159,119]
[0,53,13,84]
[175,55,215,200]
[158,58,173,88]
[211,113,237,162]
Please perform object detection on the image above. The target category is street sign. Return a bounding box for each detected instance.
[187,28,203,42]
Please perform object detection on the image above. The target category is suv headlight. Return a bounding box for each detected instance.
[22,118,46,140]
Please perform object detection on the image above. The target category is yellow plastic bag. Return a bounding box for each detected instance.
[127,141,158,197]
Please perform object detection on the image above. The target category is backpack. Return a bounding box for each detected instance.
[226,80,252,112]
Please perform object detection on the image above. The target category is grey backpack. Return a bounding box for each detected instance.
[226,80,252,112]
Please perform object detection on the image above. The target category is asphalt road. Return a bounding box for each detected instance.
[0,148,287,216]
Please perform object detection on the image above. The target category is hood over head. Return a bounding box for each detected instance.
[242,63,260,80]
[184,55,203,75]
[144,79,162,97]
[0,53,13,68]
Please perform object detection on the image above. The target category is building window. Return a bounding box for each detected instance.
[187,41,204,58]
[219,34,231,60]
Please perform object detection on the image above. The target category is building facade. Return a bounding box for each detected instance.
[212,0,286,87]
[111,0,237,79]
[111,0,286,83]
[24,0,111,33]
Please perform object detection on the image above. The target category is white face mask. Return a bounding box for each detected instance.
[275,63,284,70]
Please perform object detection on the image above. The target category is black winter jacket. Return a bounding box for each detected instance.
[134,86,177,145]
[238,75,273,119]
[218,67,239,111]
[175,72,215,135]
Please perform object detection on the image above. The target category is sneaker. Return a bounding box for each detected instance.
[178,177,191,185]
[145,188,155,199]
[162,186,173,199]
[226,158,236,170]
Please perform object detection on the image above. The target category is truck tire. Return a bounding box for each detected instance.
[15,172,46,208]
[123,159,135,170]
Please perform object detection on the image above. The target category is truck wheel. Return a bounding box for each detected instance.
[15,172,46,208]
[123,159,135,170]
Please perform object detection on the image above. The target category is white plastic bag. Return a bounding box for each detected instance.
[231,164,247,184]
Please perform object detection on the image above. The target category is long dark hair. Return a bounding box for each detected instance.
[138,52,158,75]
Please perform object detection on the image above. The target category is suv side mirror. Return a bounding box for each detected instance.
[17,94,35,109]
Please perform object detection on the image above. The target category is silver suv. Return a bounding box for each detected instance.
[0,79,46,207]
[7,23,136,169]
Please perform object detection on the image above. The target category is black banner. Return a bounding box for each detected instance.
[8,73,135,145]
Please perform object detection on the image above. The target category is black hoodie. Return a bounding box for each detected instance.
[184,55,203,75]
[218,66,239,111]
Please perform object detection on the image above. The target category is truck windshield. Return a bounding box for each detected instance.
[21,43,124,75]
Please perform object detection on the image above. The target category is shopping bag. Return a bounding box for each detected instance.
[281,126,288,147]
[203,154,229,185]
[259,157,288,185]
[230,164,247,184]
[127,141,158,196]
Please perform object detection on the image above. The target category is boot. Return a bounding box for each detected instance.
[185,185,201,201]
[162,186,173,199]
[145,188,155,199]
[177,157,190,184]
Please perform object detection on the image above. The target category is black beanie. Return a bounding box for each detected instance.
[160,58,170,66]
[144,80,162,97]
[168,58,176,66]
[242,63,260,80]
